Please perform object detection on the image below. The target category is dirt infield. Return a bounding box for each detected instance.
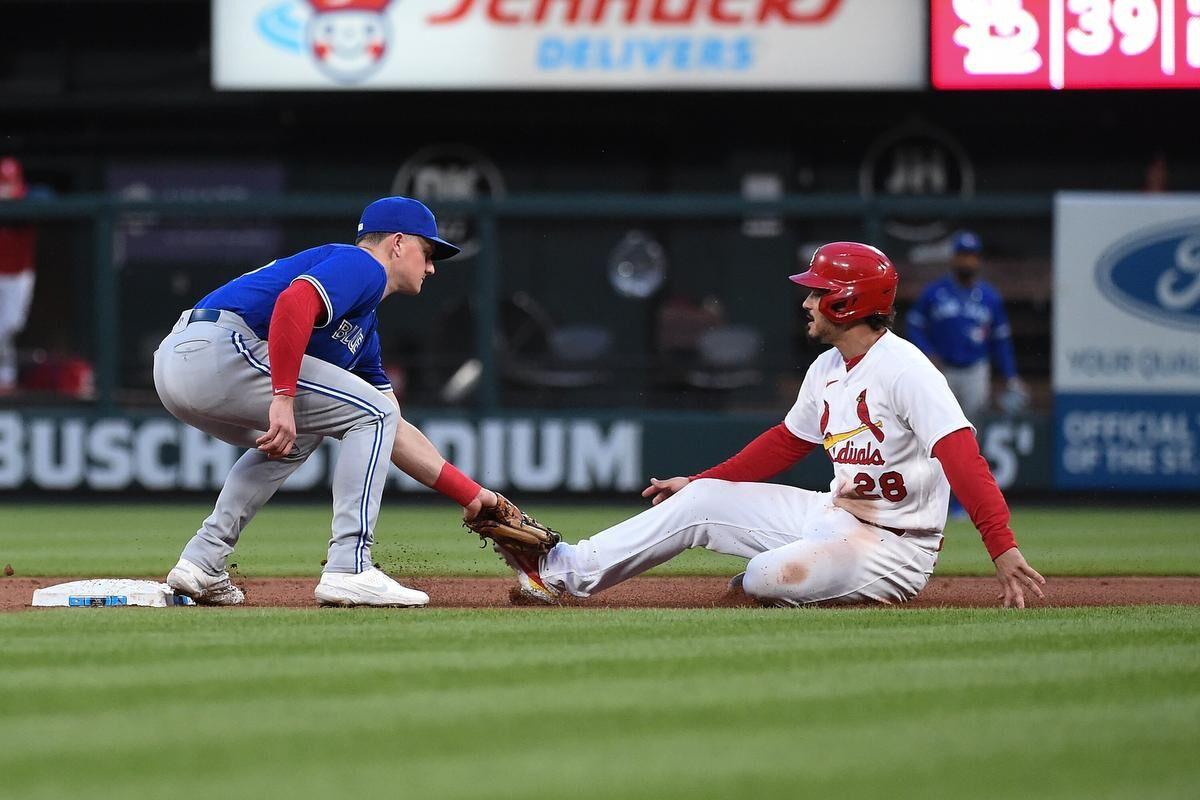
[1,575,1197,611]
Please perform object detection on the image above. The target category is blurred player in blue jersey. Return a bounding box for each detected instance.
[905,230,1028,516]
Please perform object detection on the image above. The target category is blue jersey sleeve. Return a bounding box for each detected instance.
[351,331,392,391]
[986,289,1018,379]
[293,249,387,329]
[905,286,936,356]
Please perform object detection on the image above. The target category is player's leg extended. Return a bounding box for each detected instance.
[179,436,323,574]
[740,504,940,606]
[540,478,813,597]
[263,352,399,574]
[322,405,397,573]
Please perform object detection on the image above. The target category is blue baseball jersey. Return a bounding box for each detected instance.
[905,276,1017,379]
[196,244,391,391]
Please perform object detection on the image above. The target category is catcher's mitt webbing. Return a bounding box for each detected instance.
[464,494,561,555]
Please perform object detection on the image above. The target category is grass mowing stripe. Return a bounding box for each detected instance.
[1,607,1196,800]
[3,504,1199,576]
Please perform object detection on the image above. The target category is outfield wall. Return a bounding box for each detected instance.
[0,409,1048,496]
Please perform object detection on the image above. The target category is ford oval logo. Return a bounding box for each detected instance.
[1095,221,1200,332]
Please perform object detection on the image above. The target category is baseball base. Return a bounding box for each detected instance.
[31,579,195,608]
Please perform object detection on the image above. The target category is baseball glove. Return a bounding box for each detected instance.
[464,494,561,555]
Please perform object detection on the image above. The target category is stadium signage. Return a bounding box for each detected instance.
[932,0,1200,90]
[213,0,926,89]
[427,0,846,24]
[1053,193,1200,490]
[1096,222,1200,332]
[0,414,642,494]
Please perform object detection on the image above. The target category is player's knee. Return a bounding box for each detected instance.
[742,553,816,606]
[377,401,400,433]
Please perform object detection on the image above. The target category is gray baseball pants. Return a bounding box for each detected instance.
[153,310,398,575]
[942,360,990,421]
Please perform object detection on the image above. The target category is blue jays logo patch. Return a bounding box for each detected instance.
[332,320,365,354]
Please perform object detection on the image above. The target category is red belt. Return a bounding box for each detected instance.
[854,515,906,537]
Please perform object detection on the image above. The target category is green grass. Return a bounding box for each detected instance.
[0,606,1196,800]
[1,504,1198,578]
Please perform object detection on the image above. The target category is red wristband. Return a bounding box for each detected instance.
[433,462,482,507]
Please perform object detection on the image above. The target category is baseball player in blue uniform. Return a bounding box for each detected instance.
[155,196,500,606]
[905,230,1027,420]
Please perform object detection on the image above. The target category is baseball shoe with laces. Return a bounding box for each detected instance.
[314,567,429,608]
[166,558,245,606]
[493,543,561,605]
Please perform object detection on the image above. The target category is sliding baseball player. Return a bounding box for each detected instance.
[493,242,1045,608]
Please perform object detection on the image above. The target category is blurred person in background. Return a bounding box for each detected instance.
[906,230,1027,518]
[905,229,1027,420]
[0,156,37,395]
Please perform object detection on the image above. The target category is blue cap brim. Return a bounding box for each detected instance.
[429,236,461,261]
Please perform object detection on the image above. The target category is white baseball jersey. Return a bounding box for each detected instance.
[784,331,972,533]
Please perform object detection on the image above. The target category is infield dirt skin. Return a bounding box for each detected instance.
[1,575,1197,610]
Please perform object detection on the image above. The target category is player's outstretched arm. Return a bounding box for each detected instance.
[380,391,497,519]
[931,427,1047,609]
[993,547,1046,609]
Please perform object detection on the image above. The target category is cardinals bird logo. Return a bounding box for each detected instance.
[822,390,886,451]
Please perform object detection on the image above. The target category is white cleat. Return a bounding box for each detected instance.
[166,558,245,606]
[314,567,429,608]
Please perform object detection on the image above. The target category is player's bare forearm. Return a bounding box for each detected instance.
[379,392,496,517]
[384,410,445,487]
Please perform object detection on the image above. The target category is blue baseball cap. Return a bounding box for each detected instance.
[951,229,982,254]
[357,196,461,261]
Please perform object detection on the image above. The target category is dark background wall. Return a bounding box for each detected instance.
[2,0,1193,409]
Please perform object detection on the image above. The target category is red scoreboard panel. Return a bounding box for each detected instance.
[932,0,1200,89]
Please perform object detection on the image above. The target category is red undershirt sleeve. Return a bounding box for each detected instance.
[267,280,323,397]
[932,427,1018,560]
[690,423,819,483]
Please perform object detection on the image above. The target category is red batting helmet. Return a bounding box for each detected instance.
[789,242,898,324]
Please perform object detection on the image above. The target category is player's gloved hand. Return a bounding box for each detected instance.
[642,476,690,506]
[998,377,1030,415]
[993,546,1046,609]
[464,493,560,555]
[462,488,498,523]
[257,395,297,459]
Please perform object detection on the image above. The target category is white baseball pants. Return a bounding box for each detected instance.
[154,310,398,575]
[541,479,941,606]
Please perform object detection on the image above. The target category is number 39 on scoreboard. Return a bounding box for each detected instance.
[931,0,1200,89]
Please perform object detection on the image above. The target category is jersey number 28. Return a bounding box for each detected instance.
[853,471,908,502]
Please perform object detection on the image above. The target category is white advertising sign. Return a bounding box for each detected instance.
[1053,192,1200,490]
[213,0,926,90]
[1053,193,1200,394]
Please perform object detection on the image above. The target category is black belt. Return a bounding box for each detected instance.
[188,308,222,324]
[854,515,906,537]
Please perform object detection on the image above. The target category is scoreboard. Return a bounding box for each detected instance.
[932,0,1200,89]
